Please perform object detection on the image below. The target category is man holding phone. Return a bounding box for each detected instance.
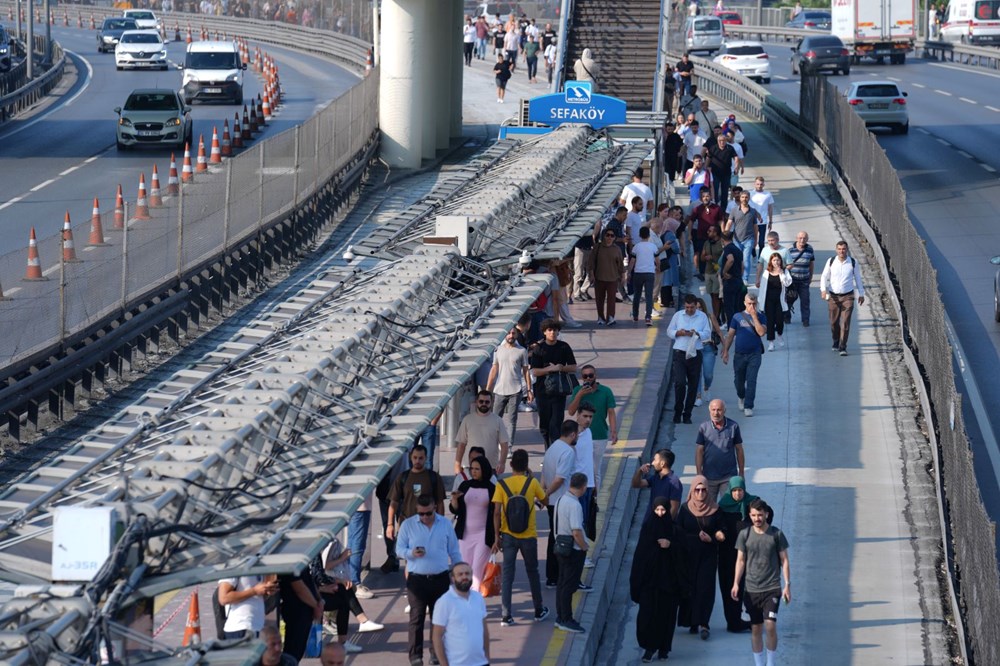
[398,494,463,666]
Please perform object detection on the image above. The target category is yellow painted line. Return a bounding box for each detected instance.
[540,326,659,665]
[154,589,180,615]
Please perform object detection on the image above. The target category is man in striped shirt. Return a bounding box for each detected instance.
[786,232,815,326]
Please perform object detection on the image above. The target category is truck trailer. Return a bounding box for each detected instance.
[831,0,915,64]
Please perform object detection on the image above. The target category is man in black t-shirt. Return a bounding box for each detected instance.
[719,231,745,326]
[705,132,740,208]
[541,23,557,50]
[675,53,695,96]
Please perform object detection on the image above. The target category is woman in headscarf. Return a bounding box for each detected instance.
[717,475,759,633]
[677,474,726,640]
[449,455,496,589]
[629,497,689,662]
[573,48,601,92]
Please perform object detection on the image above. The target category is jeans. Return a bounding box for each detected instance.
[493,392,521,444]
[790,278,811,323]
[555,549,586,623]
[526,55,538,80]
[756,223,768,254]
[420,423,438,470]
[829,292,856,350]
[535,387,566,448]
[500,533,543,616]
[631,272,655,319]
[733,351,762,409]
[405,571,450,663]
[475,36,488,59]
[347,510,370,585]
[701,343,717,392]
[737,237,755,284]
[579,487,594,534]
[672,349,702,419]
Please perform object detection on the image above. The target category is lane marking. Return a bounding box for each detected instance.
[887,76,901,82]
[957,150,974,158]
[916,127,930,134]
[987,106,1000,112]
[60,166,80,176]
[960,97,977,104]
[0,196,24,212]
[30,179,56,192]
[983,164,998,173]
[85,156,100,163]
[928,61,1000,80]
[934,89,953,96]
[0,50,93,141]
[912,83,926,88]
[937,138,950,146]
[775,75,789,80]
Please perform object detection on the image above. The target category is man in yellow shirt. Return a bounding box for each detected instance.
[492,448,549,627]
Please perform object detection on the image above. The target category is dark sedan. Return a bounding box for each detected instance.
[786,10,832,31]
[97,17,138,53]
[791,34,850,76]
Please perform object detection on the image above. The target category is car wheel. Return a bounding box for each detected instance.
[994,277,1000,322]
[116,65,122,71]
[234,91,243,106]
[843,67,851,76]
[116,140,128,151]
[899,122,909,135]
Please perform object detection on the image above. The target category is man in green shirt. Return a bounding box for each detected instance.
[567,364,617,488]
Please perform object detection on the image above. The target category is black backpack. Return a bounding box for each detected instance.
[497,477,532,534]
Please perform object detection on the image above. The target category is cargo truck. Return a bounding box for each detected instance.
[831,0,915,64]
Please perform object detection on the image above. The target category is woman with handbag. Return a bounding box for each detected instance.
[629,497,689,662]
[529,319,578,448]
[762,253,793,350]
[677,475,726,641]
[449,455,496,590]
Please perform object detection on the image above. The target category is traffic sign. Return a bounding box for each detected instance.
[528,81,627,130]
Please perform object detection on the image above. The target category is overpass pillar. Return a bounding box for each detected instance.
[434,0,459,151]
[379,0,430,169]
[450,0,464,139]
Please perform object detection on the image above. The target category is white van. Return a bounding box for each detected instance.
[685,16,725,54]
[181,41,246,105]
[941,0,1000,45]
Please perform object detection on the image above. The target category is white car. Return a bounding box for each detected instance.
[844,80,909,134]
[122,9,160,31]
[712,41,771,84]
[115,30,168,71]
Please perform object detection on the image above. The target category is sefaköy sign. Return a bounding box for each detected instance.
[528,81,627,130]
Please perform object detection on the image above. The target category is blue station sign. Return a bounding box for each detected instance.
[528,81,627,130]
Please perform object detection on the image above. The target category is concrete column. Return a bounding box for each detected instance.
[450,0,464,138]
[420,4,439,161]
[379,0,427,169]
[434,0,457,151]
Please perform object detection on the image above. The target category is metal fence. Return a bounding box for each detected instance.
[0,71,379,368]
[801,74,1000,666]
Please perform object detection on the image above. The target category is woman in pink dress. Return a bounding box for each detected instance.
[449,455,496,589]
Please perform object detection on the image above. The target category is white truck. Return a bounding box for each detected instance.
[831,0,915,64]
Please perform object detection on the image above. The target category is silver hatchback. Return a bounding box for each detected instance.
[685,16,725,55]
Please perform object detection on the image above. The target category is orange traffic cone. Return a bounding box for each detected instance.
[62,212,80,262]
[114,184,125,230]
[23,228,46,281]
[249,106,259,134]
[167,153,180,195]
[209,127,222,164]
[196,134,208,172]
[149,165,163,206]
[262,91,272,121]
[186,26,192,44]
[181,592,202,646]
[232,114,244,149]
[255,94,264,126]
[181,143,195,183]
[89,197,109,246]
[135,174,151,220]
[221,120,232,157]
[242,106,252,139]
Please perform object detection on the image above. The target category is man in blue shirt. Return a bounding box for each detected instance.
[630,448,683,521]
[719,231,745,326]
[666,294,713,424]
[721,292,767,417]
[397,494,463,666]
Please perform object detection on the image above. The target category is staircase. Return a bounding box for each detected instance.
[563,0,662,112]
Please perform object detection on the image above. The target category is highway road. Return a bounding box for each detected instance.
[0,23,359,261]
[748,45,1000,523]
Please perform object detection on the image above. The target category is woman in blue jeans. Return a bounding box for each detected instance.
[694,298,724,407]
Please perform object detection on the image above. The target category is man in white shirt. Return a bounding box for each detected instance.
[432,562,490,666]
[542,420,578,587]
[454,390,510,475]
[630,226,660,324]
[820,240,865,356]
[217,575,278,638]
[666,294,713,424]
[748,176,774,255]
[683,120,708,173]
[487,327,532,445]
[620,167,654,217]
[571,404,598,567]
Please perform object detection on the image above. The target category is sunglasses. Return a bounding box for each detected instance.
[693,488,707,493]
[604,233,616,237]
[418,511,435,517]
[581,374,595,379]
[477,400,492,405]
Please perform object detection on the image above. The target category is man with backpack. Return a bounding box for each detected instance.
[491,448,549,627]
[820,240,865,356]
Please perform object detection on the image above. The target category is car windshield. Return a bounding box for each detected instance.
[186,52,240,69]
[121,33,161,44]
[805,36,844,47]
[104,19,136,30]
[695,19,722,31]
[803,12,831,19]
[728,45,764,56]
[125,93,180,112]
[856,84,901,97]
[127,11,155,20]
[720,13,740,19]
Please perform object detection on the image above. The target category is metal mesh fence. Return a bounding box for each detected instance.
[802,74,1000,666]
[0,68,379,370]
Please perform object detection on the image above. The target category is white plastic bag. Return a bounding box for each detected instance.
[685,332,699,359]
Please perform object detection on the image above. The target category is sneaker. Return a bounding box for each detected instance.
[645,317,652,326]
[577,582,593,592]
[355,585,374,599]
[832,345,840,352]
[519,401,537,412]
[767,342,775,352]
[737,398,744,410]
[744,408,753,417]
[694,395,703,407]
[343,640,363,653]
[597,318,606,326]
[651,310,663,318]
[323,621,338,635]
[555,620,586,633]
[631,316,639,322]
[358,620,384,633]
[497,97,502,103]
[404,604,411,613]
[500,615,516,627]
[379,558,399,574]
[682,416,692,424]
[840,349,848,356]
[545,579,558,589]
[534,606,550,621]
[702,389,710,403]
[583,557,595,568]
[803,321,810,327]
[564,320,583,328]
[778,335,785,348]
[607,317,617,326]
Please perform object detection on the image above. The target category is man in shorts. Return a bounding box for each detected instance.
[733,499,791,666]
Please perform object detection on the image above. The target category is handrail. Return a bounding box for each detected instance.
[0,40,64,125]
